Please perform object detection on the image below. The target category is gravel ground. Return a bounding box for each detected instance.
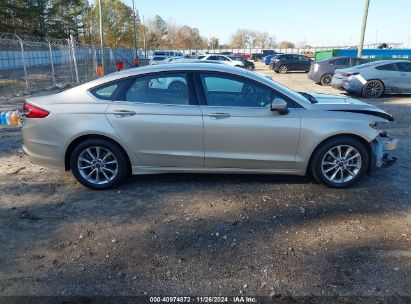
[0,62,410,298]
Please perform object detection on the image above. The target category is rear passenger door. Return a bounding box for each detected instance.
[395,62,411,93]
[105,72,204,168]
[374,63,401,93]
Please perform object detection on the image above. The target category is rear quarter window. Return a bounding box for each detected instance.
[90,83,118,100]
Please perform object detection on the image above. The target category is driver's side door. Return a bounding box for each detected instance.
[197,72,301,170]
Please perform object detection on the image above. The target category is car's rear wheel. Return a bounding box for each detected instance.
[362,79,385,98]
[320,74,333,86]
[279,65,288,74]
[311,137,369,188]
[70,138,129,190]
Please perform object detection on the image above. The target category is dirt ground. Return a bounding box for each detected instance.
[0,62,410,299]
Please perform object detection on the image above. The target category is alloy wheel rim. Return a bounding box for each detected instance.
[280,66,287,72]
[321,145,362,184]
[77,146,118,185]
[365,80,383,97]
[323,76,331,85]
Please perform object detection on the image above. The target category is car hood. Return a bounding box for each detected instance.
[307,93,394,121]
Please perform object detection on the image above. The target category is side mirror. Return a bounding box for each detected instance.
[270,98,289,114]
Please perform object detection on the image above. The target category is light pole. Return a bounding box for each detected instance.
[132,0,138,65]
[358,0,370,58]
[98,0,105,74]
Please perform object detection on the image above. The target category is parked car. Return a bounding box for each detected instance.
[263,54,275,65]
[229,56,255,70]
[331,60,411,98]
[149,56,167,65]
[199,54,244,67]
[153,50,184,57]
[150,56,185,65]
[251,53,263,61]
[308,57,368,86]
[262,49,277,57]
[22,63,397,190]
[221,51,233,56]
[270,54,312,73]
[232,53,251,60]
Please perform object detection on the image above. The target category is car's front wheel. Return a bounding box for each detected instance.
[70,138,130,190]
[311,137,369,188]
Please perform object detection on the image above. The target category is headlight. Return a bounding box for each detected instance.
[313,63,319,72]
[370,121,389,130]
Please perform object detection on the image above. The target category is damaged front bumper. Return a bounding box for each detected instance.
[369,132,398,174]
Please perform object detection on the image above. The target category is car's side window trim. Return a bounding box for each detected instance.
[89,78,131,101]
[193,71,300,109]
[95,71,199,106]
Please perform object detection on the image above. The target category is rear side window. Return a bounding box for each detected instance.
[90,83,118,100]
[125,73,189,105]
[334,58,350,65]
[375,63,398,71]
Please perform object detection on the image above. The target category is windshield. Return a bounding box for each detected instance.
[152,57,166,61]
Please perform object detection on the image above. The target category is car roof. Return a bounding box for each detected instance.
[76,63,249,90]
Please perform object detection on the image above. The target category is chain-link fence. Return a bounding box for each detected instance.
[0,33,136,99]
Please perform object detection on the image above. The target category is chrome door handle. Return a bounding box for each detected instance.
[112,110,136,117]
[208,113,231,119]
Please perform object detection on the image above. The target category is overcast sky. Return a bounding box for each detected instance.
[122,0,411,47]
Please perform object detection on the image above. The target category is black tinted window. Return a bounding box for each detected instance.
[208,56,218,60]
[396,62,411,72]
[334,58,350,65]
[375,63,398,71]
[125,73,189,105]
[351,58,367,66]
[200,73,275,107]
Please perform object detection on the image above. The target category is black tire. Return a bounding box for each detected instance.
[362,79,385,98]
[310,136,369,188]
[278,65,288,74]
[70,138,130,190]
[168,80,187,92]
[320,74,333,86]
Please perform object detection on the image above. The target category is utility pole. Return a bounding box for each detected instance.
[143,15,146,59]
[132,0,138,63]
[358,0,370,58]
[98,0,105,74]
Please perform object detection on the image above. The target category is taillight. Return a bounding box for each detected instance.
[23,103,49,118]
[341,72,359,77]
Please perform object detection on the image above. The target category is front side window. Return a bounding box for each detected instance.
[125,73,189,105]
[200,73,275,107]
[396,62,411,72]
[208,56,218,60]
